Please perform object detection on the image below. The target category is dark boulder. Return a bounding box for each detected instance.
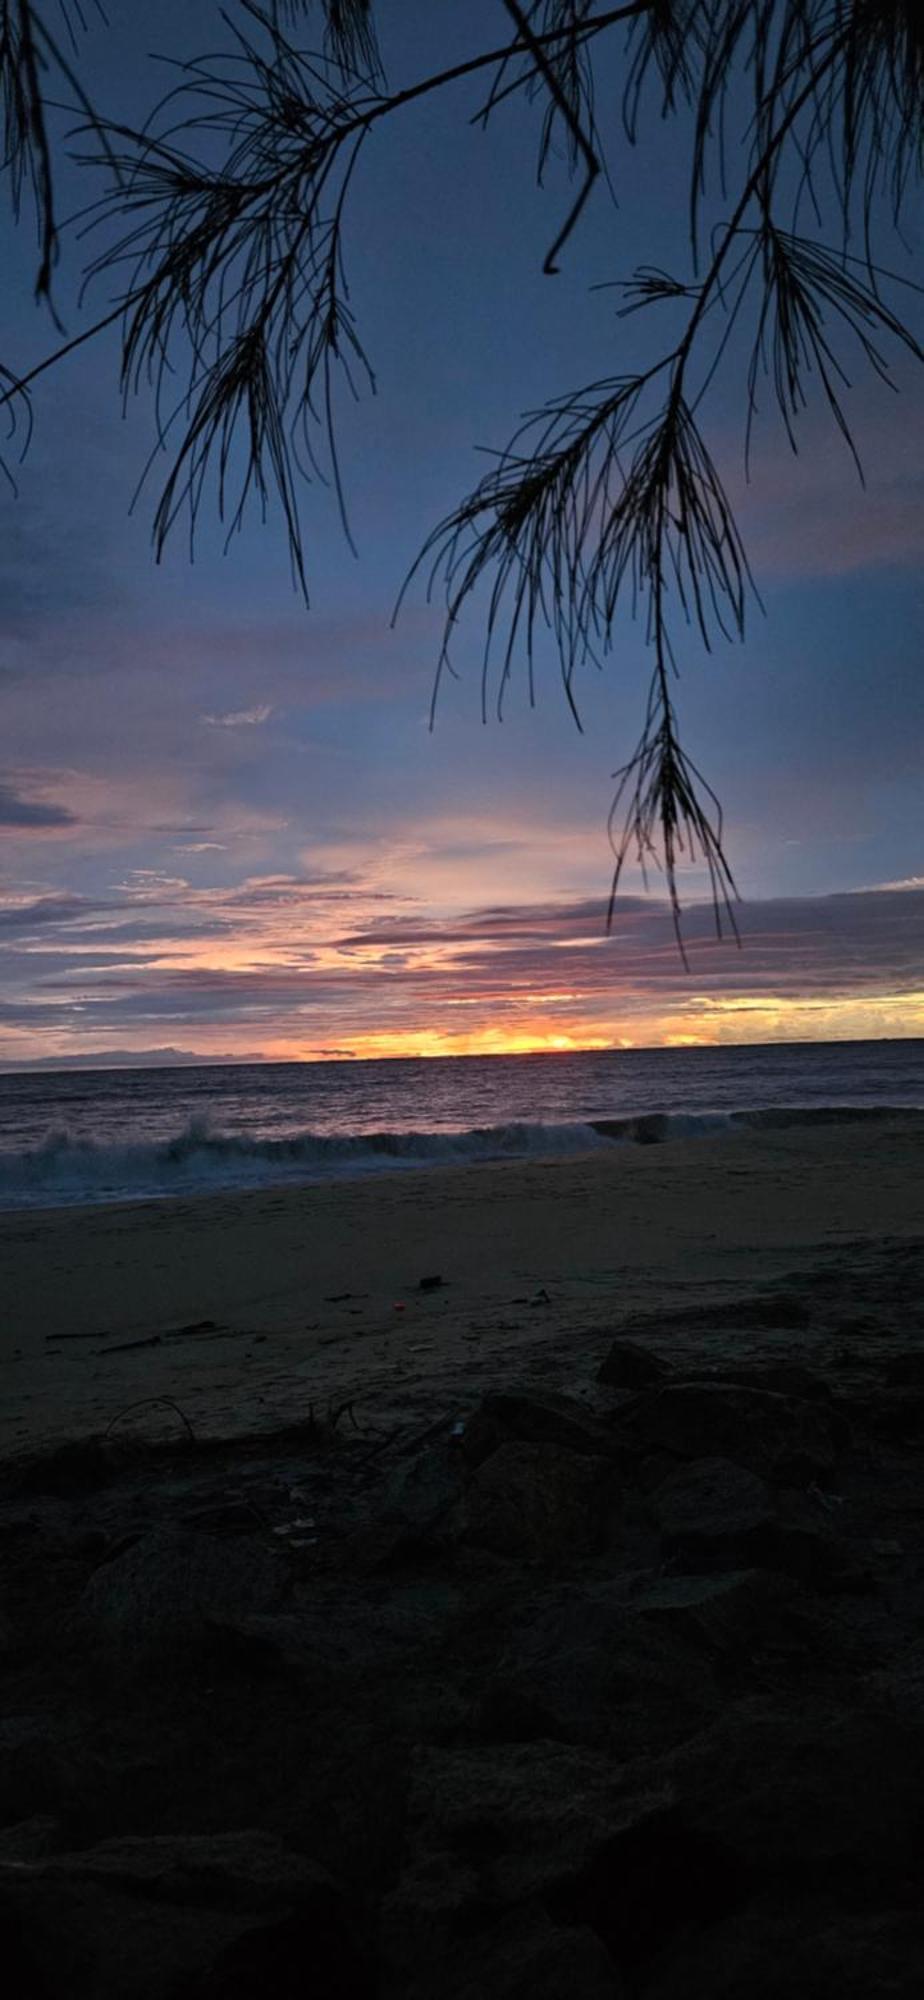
[631,1568,825,1677]
[623,1382,840,1483]
[0,1816,62,1863]
[0,1831,371,2000]
[597,1340,669,1391]
[883,1350,924,1388]
[865,1389,924,1440]
[663,1697,924,1891]
[649,1457,848,1585]
[380,1445,466,1537]
[381,1741,677,1980]
[413,1907,625,2000]
[480,1582,718,1754]
[460,1391,614,1469]
[13,1437,118,1500]
[643,1905,924,2000]
[384,1737,762,1981]
[456,1442,620,1560]
[0,1717,91,1829]
[80,1528,287,1666]
[708,1361,833,1402]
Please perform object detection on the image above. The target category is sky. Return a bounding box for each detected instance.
[0,0,922,1067]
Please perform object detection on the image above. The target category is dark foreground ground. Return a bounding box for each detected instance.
[2,1237,924,1997]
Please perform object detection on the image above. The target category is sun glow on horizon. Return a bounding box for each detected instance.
[302,1025,617,1062]
[2,859,922,1071]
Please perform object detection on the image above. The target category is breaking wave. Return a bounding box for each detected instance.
[0,1104,918,1211]
[0,1115,608,1209]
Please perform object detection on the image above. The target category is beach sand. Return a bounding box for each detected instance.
[2,1116,922,1455]
[2,1116,924,1995]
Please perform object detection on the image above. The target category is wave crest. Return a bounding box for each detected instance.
[0,1115,606,1209]
[0,1103,918,1210]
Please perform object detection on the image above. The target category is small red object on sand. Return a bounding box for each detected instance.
[393,1302,406,1312]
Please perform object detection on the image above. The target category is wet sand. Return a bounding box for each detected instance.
[2,1117,922,1456]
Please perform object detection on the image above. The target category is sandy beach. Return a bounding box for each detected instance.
[3,1117,924,1996]
[2,1117,922,1456]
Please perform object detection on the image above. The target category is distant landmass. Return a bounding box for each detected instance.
[0,1048,267,1073]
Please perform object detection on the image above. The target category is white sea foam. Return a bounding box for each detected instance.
[0,1101,916,1210]
[0,1115,609,1209]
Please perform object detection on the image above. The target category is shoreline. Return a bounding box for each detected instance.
[0,1125,923,1993]
[2,1116,924,1993]
[1,1100,922,1218]
[2,1117,922,1459]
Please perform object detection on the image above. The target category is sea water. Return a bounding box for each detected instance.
[0,1039,920,1210]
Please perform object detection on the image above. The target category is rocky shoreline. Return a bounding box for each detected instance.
[2,1238,923,1996]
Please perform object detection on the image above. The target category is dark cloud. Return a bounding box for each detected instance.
[2,878,921,1050]
[329,884,922,1003]
[0,783,76,828]
[334,897,644,950]
[0,894,105,931]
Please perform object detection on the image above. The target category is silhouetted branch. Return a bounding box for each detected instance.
[410,6,922,938]
[0,0,110,471]
[275,1,383,85]
[502,0,601,270]
[2,1,923,942]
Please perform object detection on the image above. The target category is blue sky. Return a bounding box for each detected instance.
[0,1,922,1063]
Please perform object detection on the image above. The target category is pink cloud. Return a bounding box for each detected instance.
[1,877,921,1062]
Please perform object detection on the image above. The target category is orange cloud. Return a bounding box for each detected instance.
[1,876,922,1067]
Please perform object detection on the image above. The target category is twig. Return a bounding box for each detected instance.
[502,0,600,273]
[105,1395,196,1442]
[328,1398,359,1431]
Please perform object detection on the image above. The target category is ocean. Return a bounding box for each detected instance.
[0,1039,920,1211]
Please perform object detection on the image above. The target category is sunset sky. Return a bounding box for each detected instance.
[1,1,922,1068]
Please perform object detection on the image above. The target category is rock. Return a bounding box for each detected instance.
[623,1382,839,1482]
[631,1569,822,1675]
[0,1816,62,1863]
[185,1910,372,1998]
[650,1456,772,1544]
[481,1582,718,1753]
[0,1611,15,1663]
[456,1443,619,1560]
[597,1340,669,1390]
[663,1697,924,1888]
[832,1313,890,1338]
[381,1741,677,1980]
[384,1740,752,1981]
[0,1831,371,2000]
[711,1361,833,1401]
[883,1350,924,1387]
[643,1904,924,1999]
[0,1717,85,1827]
[423,1907,625,2000]
[14,1437,117,1499]
[381,1447,465,1536]
[37,1829,317,1901]
[80,1528,287,1665]
[460,1391,613,1469]
[864,1389,924,1440]
[749,1362,832,1401]
[649,1457,844,1584]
